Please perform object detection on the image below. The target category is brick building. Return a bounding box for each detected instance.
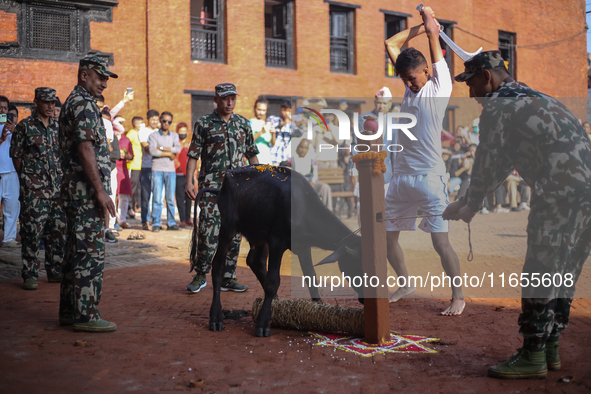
[0,0,587,128]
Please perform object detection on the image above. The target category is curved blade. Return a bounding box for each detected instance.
[440,31,482,62]
[416,4,482,62]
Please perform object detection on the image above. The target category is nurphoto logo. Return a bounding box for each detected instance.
[303,107,418,152]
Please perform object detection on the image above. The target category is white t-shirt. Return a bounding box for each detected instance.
[293,149,318,183]
[138,126,155,169]
[394,59,452,176]
[103,118,114,141]
[0,125,16,174]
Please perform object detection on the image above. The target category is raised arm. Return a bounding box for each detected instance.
[385,24,426,66]
[420,6,443,64]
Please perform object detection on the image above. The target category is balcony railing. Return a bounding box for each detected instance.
[191,17,219,61]
[265,38,289,68]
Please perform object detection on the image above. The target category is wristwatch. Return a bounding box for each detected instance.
[159,146,164,151]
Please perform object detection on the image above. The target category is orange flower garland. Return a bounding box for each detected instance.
[351,150,388,175]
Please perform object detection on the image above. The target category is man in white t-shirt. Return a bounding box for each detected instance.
[384,5,464,315]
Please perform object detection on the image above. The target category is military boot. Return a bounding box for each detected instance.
[487,348,547,379]
[73,319,117,333]
[546,340,560,371]
[23,277,38,290]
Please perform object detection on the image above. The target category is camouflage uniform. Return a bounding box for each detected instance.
[188,85,259,278]
[10,87,66,280]
[58,56,117,323]
[457,52,591,349]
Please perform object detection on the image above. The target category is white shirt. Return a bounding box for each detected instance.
[0,124,16,174]
[138,126,155,169]
[293,149,318,183]
[103,118,114,141]
[394,59,452,176]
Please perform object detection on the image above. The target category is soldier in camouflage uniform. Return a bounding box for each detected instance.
[185,83,259,293]
[10,88,66,290]
[58,56,118,333]
[444,51,591,379]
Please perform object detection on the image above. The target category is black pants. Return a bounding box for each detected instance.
[140,168,152,224]
[130,170,141,211]
[175,175,193,222]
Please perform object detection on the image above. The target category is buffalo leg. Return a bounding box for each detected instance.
[256,242,285,337]
[297,248,321,301]
[246,243,269,290]
[209,226,235,332]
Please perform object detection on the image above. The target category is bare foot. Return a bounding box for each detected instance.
[440,298,465,316]
[388,286,416,303]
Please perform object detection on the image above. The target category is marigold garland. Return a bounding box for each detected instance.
[351,150,388,175]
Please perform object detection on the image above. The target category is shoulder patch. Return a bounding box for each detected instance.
[84,108,96,119]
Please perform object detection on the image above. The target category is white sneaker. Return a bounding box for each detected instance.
[495,207,510,213]
[519,202,530,211]
[480,207,489,214]
[2,240,21,248]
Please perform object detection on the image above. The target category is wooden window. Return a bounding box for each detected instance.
[191,0,225,62]
[382,11,408,77]
[265,1,294,69]
[499,31,516,78]
[327,1,359,74]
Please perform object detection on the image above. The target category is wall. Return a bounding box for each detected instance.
[0,0,587,128]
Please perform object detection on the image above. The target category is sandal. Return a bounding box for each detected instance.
[136,231,146,240]
[127,231,138,240]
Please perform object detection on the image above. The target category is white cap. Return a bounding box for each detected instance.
[376,87,392,98]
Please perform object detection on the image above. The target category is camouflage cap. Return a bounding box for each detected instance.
[34,87,57,102]
[454,50,506,82]
[215,83,238,97]
[79,55,118,78]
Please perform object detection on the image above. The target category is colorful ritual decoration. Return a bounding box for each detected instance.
[311,332,438,357]
[351,150,388,175]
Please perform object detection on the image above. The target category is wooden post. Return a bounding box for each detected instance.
[357,136,390,344]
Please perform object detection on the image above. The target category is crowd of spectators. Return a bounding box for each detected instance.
[441,121,530,214]
[7,85,572,251]
[0,91,197,246]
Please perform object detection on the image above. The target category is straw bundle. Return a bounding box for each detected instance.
[251,297,364,337]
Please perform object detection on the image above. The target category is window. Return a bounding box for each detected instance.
[265,0,294,69]
[438,20,455,77]
[31,8,75,51]
[191,0,224,62]
[264,95,293,118]
[442,106,457,135]
[499,31,516,78]
[188,92,216,127]
[0,1,116,64]
[382,11,408,77]
[328,2,358,74]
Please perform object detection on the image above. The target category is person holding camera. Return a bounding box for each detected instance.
[10,88,66,290]
[0,95,20,248]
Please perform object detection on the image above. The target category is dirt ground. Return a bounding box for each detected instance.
[0,212,590,393]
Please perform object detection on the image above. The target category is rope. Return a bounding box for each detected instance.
[467,223,473,262]
[378,213,474,261]
[454,26,587,50]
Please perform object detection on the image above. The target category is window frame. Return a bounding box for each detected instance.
[326,1,359,75]
[0,0,116,64]
[437,19,456,81]
[264,0,295,69]
[185,90,216,128]
[498,30,516,79]
[190,0,225,63]
[381,10,410,78]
